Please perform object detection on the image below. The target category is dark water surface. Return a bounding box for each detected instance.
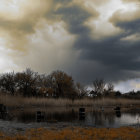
[1,107,140,128]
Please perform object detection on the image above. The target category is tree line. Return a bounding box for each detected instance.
[0,68,140,99]
[0,68,86,99]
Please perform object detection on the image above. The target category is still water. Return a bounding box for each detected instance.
[1,107,140,128]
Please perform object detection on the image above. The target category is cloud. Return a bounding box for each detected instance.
[63,0,140,83]
[0,0,140,87]
[110,9,140,26]
[74,0,111,6]
[12,21,77,74]
[0,0,53,52]
[55,2,99,35]
[115,78,140,93]
[122,0,140,3]
[0,0,99,74]
[0,0,98,52]
[121,33,140,42]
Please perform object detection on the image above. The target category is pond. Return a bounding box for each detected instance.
[0,107,140,128]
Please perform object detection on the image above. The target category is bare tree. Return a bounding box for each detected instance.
[75,83,87,98]
[0,72,16,95]
[15,68,39,97]
[47,70,77,99]
[107,83,114,92]
[93,79,106,96]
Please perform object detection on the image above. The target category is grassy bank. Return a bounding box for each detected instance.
[0,127,140,140]
[0,94,140,108]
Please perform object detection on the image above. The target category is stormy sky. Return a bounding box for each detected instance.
[0,0,140,92]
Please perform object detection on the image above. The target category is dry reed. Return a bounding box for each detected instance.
[0,94,140,108]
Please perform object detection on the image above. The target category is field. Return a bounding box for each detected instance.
[0,127,140,140]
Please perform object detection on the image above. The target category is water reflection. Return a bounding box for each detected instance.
[86,111,115,126]
[0,107,140,127]
[0,104,9,120]
[79,108,85,121]
[85,111,140,127]
[116,111,121,118]
[45,109,77,122]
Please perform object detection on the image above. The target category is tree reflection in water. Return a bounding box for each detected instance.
[0,108,140,127]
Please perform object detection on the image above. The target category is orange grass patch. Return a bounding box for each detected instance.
[0,127,140,140]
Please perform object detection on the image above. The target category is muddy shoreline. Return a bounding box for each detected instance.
[0,119,140,136]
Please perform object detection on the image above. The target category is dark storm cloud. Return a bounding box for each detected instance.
[54,3,140,83]
[1,0,140,84]
[70,37,140,83]
[55,5,98,34]
[116,19,140,33]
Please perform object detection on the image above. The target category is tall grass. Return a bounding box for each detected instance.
[0,94,140,108]
[1,127,140,140]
